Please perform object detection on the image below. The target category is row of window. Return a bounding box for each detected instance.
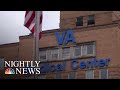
[39,69,108,79]
[86,69,108,79]
[39,42,95,62]
[76,15,95,26]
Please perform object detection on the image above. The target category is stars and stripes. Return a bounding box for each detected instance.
[24,11,43,40]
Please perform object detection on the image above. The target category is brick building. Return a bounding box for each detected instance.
[0,11,120,79]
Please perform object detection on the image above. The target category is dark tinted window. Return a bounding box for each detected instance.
[88,15,95,25]
[76,16,83,26]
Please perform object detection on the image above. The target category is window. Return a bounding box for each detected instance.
[76,16,83,26]
[68,71,76,79]
[39,50,47,62]
[0,58,4,70]
[86,43,94,55]
[74,46,82,57]
[100,69,108,79]
[88,15,95,25]
[51,49,59,60]
[55,73,61,79]
[38,74,46,79]
[39,42,95,61]
[86,70,94,79]
[62,47,70,59]
[81,42,95,56]
[25,76,34,79]
[81,45,87,56]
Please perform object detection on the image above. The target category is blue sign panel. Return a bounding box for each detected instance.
[55,29,76,45]
[40,58,110,73]
[40,61,66,73]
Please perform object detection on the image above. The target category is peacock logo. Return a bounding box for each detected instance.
[5,68,15,74]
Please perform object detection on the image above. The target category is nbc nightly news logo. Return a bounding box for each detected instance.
[4,61,40,75]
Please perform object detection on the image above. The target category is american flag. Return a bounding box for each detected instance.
[24,11,43,40]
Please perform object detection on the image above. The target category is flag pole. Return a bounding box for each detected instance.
[34,11,40,79]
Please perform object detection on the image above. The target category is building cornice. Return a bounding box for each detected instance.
[0,42,19,47]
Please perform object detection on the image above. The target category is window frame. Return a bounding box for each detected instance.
[51,48,59,60]
[76,16,83,26]
[86,43,95,56]
[68,71,77,79]
[38,74,46,79]
[25,76,34,79]
[99,68,108,79]
[74,45,82,57]
[55,72,62,79]
[0,58,4,70]
[87,15,95,25]
[39,42,96,61]
[39,49,47,62]
[86,69,94,79]
[81,45,87,56]
[62,47,71,59]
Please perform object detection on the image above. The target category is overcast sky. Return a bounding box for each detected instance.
[0,11,60,45]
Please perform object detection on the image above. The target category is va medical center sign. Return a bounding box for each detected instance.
[40,29,110,73]
[40,59,110,73]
